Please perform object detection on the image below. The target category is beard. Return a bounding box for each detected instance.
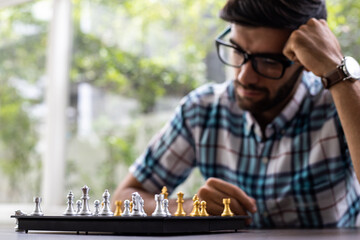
[234,67,303,114]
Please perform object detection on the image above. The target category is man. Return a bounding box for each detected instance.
[113,0,360,227]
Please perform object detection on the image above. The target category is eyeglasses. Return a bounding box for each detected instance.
[215,26,293,79]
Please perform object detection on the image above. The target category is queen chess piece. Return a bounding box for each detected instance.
[78,185,92,216]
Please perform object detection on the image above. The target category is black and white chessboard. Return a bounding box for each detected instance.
[12,215,249,235]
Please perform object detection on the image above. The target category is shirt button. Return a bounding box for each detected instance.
[262,157,269,164]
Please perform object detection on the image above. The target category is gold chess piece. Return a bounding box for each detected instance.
[190,200,201,217]
[174,191,186,216]
[161,186,169,199]
[130,201,133,212]
[200,201,210,217]
[221,198,234,217]
[189,194,199,216]
[114,200,122,216]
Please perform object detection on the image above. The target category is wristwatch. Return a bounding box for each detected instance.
[321,56,360,89]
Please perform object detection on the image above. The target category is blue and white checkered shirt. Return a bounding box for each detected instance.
[130,71,360,227]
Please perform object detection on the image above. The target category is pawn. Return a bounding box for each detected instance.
[121,200,131,216]
[221,198,234,217]
[130,201,133,213]
[99,189,114,216]
[30,197,44,216]
[189,194,199,216]
[93,200,100,216]
[63,191,76,216]
[114,200,122,216]
[190,200,201,217]
[76,200,82,214]
[200,201,210,217]
[174,191,186,216]
[163,199,171,216]
[140,198,147,216]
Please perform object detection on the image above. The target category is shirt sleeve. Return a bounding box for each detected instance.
[129,97,196,194]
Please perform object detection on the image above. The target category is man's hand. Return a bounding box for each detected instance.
[196,178,257,217]
[283,18,343,77]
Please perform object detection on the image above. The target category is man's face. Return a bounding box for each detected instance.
[230,24,302,114]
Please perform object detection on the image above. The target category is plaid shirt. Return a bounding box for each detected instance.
[130,71,360,227]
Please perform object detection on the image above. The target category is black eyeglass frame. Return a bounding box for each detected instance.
[215,26,294,80]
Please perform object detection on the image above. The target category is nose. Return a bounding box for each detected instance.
[235,61,261,86]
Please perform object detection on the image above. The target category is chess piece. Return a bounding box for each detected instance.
[130,201,133,213]
[163,199,171,216]
[161,186,169,199]
[130,192,143,216]
[121,200,131,216]
[93,200,100,216]
[63,191,76,216]
[152,194,167,216]
[78,185,92,216]
[76,200,82,214]
[190,200,201,217]
[99,189,114,216]
[221,198,234,217]
[114,200,122,216]
[189,194,199,216]
[200,201,210,217]
[30,197,44,216]
[139,198,147,216]
[174,191,186,216]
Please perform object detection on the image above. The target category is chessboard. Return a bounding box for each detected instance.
[11,185,250,235]
[12,215,249,235]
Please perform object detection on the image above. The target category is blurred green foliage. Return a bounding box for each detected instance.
[0,0,359,201]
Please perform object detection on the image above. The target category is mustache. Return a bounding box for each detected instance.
[233,79,268,93]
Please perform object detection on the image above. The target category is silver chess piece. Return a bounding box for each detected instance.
[152,194,167,217]
[140,198,147,216]
[63,191,76,216]
[93,200,100,216]
[76,200,82,214]
[78,185,92,216]
[121,200,131,216]
[99,189,113,216]
[30,197,44,216]
[163,199,171,216]
[130,192,143,216]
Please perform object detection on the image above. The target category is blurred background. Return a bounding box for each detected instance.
[0,0,359,222]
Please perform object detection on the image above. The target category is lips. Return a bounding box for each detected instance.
[237,86,265,98]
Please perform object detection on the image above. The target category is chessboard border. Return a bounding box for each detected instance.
[12,215,249,235]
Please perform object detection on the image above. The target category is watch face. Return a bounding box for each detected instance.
[344,56,360,79]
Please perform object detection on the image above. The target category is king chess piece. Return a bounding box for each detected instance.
[63,191,76,216]
[30,197,44,216]
[99,189,113,216]
[78,185,92,216]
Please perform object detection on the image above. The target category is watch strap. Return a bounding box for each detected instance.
[321,64,347,89]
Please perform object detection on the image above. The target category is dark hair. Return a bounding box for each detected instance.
[219,0,327,30]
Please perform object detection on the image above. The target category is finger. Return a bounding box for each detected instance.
[198,184,248,216]
[197,184,227,215]
[206,178,257,213]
